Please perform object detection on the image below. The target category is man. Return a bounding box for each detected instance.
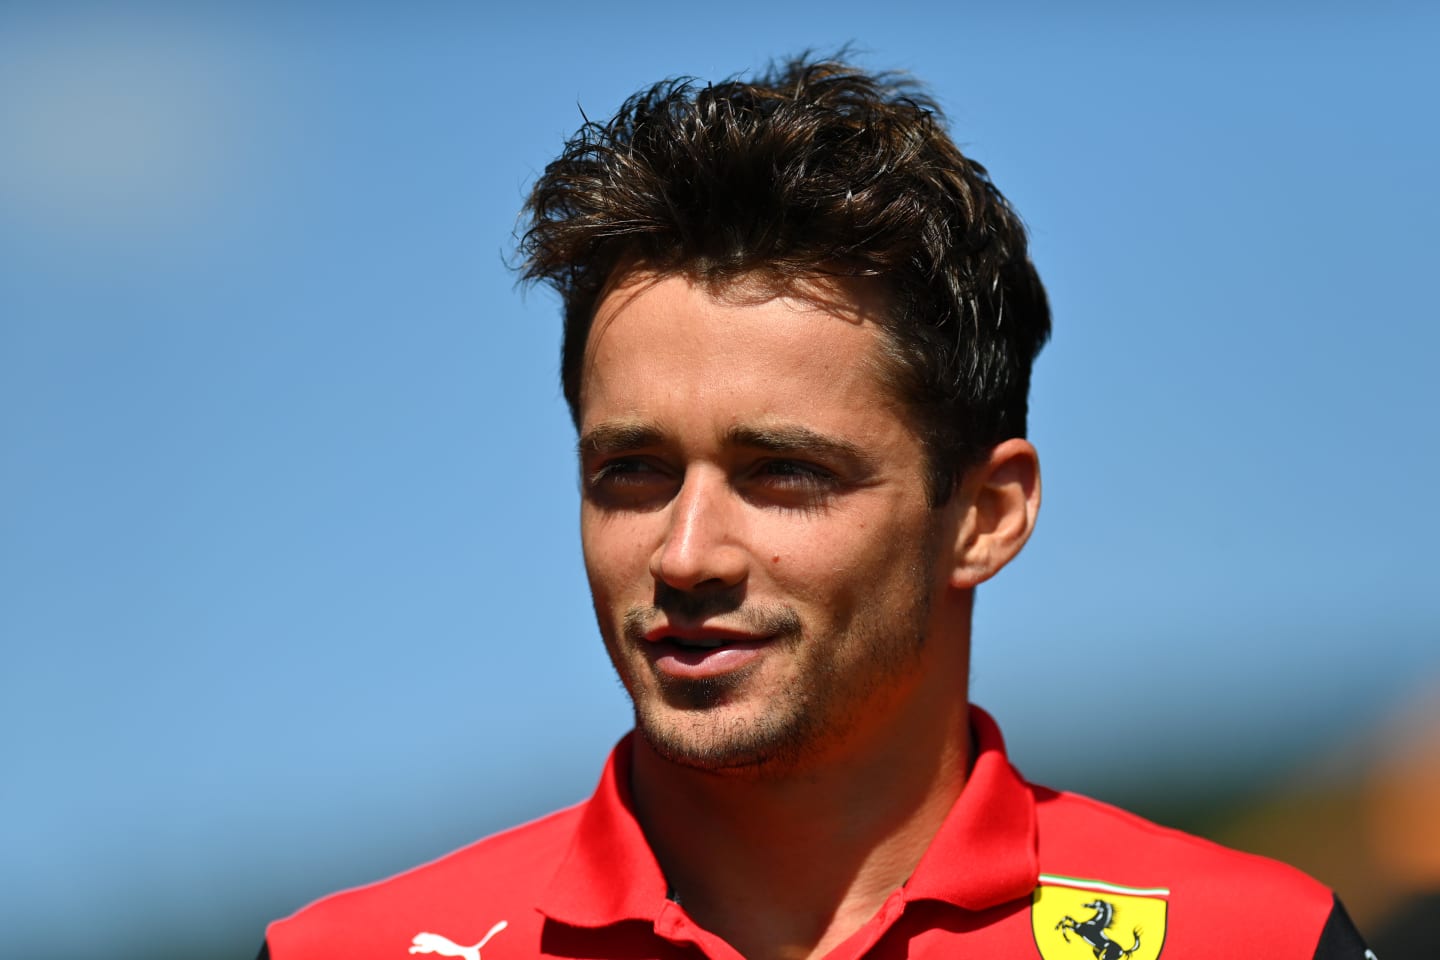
[261,57,1373,960]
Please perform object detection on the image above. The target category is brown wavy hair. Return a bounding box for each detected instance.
[518,55,1051,502]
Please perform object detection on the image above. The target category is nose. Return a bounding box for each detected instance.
[649,467,748,592]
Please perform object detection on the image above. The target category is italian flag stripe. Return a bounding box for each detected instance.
[1037,873,1171,897]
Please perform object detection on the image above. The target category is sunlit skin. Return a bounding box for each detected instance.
[578,270,1040,960]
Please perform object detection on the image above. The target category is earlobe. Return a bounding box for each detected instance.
[949,439,1041,589]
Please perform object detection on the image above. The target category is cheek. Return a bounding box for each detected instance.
[581,513,651,574]
[580,541,628,614]
[799,514,936,598]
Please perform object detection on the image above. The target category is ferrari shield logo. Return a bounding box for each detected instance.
[1031,873,1168,960]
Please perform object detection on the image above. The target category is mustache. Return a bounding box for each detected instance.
[622,588,803,642]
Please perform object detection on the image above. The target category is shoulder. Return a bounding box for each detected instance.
[1035,784,1330,895]
[265,802,584,960]
[1033,785,1342,955]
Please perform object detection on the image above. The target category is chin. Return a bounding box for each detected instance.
[632,696,820,775]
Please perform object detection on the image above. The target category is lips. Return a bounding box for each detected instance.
[642,625,772,679]
[645,624,763,647]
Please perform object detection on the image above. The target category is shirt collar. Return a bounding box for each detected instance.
[537,732,669,927]
[901,705,1039,909]
[536,706,1038,928]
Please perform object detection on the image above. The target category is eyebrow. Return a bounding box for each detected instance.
[578,420,664,458]
[578,418,877,468]
[723,424,874,467]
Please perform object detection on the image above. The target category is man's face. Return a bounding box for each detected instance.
[578,271,965,774]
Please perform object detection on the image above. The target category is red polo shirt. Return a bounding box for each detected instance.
[264,708,1367,959]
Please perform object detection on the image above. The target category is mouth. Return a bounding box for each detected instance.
[657,633,749,650]
[643,621,769,646]
[642,626,774,678]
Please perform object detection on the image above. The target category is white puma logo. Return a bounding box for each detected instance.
[408,920,508,960]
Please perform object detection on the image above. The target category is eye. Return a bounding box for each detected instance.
[754,459,835,488]
[744,459,841,509]
[588,457,656,484]
[583,457,676,509]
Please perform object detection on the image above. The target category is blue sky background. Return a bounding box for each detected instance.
[2,3,1437,957]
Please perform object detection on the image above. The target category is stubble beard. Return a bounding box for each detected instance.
[611,566,934,776]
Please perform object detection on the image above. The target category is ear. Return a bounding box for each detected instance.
[946,438,1041,589]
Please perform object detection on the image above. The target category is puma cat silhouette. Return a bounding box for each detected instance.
[408,920,508,960]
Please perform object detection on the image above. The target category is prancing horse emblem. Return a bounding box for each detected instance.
[1055,899,1142,960]
[409,920,508,960]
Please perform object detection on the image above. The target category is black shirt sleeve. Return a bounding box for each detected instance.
[255,942,270,960]
[1311,896,1375,960]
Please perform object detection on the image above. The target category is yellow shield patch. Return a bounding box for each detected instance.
[1031,874,1168,960]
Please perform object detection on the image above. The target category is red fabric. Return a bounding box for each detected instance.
[266,707,1337,959]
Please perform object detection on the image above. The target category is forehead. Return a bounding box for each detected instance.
[584,266,898,397]
[579,270,903,425]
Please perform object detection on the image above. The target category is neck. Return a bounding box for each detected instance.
[630,664,972,960]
